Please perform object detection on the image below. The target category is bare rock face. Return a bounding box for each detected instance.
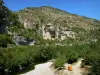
[42,23,56,40]
[13,36,35,46]
[24,20,36,29]
[41,23,76,40]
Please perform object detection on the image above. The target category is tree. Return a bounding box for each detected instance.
[0,0,10,33]
[89,59,100,75]
[9,12,20,25]
[0,0,4,5]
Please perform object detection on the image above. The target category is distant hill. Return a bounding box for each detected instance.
[17,6,100,29]
[15,6,100,42]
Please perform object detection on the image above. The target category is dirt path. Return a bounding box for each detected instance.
[73,59,83,75]
[54,59,83,75]
[20,62,55,75]
[21,59,85,75]
[64,59,82,75]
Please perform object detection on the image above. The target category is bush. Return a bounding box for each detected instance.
[0,45,53,73]
[53,55,66,68]
[0,46,35,71]
[89,59,100,75]
[33,45,53,62]
[0,34,14,47]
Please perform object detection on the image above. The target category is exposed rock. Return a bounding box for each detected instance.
[13,36,35,46]
[41,23,76,40]
[24,20,36,29]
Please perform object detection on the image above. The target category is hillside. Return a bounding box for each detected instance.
[18,6,100,29]
[14,6,100,44]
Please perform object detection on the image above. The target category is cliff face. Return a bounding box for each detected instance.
[41,23,76,40]
[16,6,100,41]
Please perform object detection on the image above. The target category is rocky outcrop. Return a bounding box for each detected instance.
[24,20,36,29]
[13,36,35,46]
[42,23,76,40]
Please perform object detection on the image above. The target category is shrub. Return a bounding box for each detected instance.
[0,45,53,73]
[33,45,53,62]
[0,34,14,47]
[89,59,100,75]
[53,55,66,68]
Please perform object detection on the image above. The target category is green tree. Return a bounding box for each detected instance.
[0,0,10,33]
[9,12,20,26]
[89,59,100,75]
[0,0,4,5]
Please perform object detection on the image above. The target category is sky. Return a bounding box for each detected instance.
[4,0,100,20]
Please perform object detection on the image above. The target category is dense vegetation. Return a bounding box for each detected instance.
[0,41,100,74]
[0,0,100,75]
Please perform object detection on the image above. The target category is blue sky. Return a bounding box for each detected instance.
[4,0,100,20]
